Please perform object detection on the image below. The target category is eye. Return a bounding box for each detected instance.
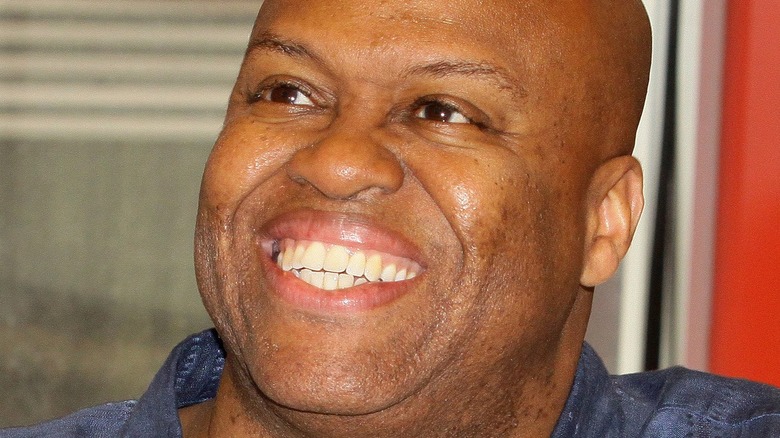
[255,83,315,107]
[414,101,471,124]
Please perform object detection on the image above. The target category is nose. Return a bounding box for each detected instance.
[286,130,405,200]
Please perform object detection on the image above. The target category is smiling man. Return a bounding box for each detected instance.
[4,0,780,437]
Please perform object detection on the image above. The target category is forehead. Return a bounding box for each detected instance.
[255,0,526,35]
[250,0,568,74]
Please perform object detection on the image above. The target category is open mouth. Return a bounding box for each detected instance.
[270,238,423,291]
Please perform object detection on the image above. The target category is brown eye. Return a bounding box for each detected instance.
[260,84,314,106]
[415,101,470,124]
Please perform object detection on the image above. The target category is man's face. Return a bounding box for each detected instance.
[196,0,602,417]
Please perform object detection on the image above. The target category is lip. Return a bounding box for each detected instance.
[257,209,426,313]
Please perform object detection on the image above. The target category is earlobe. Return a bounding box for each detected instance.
[580,156,644,287]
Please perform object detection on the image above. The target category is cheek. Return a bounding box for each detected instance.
[200,122,296,211]
[413,154,532,270]
[196,123,289,337]
[414,148,582,313]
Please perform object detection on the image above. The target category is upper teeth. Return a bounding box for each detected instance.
[274,239,421,291]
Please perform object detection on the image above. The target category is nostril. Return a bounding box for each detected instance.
[285,134,405,200]
[288,172,308,186]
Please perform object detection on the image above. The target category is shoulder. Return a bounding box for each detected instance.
[613,367,780,436]
[556,344,780,437]
[0,401,135,437]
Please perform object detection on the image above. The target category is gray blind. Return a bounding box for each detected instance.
[1,0,259,142]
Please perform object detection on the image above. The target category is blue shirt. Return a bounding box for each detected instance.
[2,329,779,437]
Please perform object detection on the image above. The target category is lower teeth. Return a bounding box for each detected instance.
[289,268,370,290]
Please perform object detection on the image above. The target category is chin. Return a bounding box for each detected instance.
[208,294,432,418]
[242,343,416,416]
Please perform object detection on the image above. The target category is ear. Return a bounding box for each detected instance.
[580,156,644,287]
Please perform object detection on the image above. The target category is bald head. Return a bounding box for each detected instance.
[472,0,652,158]
[559,0,652,156]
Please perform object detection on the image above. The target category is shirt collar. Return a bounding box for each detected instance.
[551,342,620,437]
[120,329,225,436]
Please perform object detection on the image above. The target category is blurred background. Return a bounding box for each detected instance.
[1,0,778,428]
[0,0,258,426]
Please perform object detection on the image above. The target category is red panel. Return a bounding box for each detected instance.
[711,0,780,387]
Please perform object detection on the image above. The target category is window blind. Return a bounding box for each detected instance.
[0,0,259,142]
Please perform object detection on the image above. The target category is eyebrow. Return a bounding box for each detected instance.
[403,61,525,97]
[245,32,526,97]
[246,32,323,63]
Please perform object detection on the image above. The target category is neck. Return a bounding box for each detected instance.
[180,344,580,438]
